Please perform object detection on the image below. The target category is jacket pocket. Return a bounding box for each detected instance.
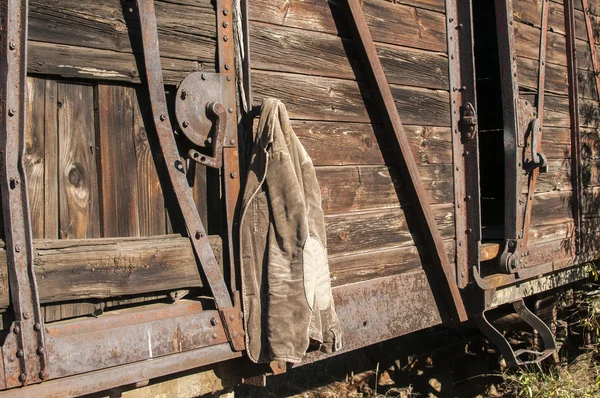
[253,190,270,235]
[302,235,332,312]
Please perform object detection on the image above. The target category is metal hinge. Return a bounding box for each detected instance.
[459,102,478,140]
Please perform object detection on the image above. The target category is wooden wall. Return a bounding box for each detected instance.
[247,0,457,286]
[513,0,600,262]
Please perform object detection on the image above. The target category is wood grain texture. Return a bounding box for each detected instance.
[58,83,101,239]
[133,88,166,236]
[249,0,447,52]
[294,122,451,166]
[251,71,450,126]
[325,204,455,256]
[25,77,46,238]
[329,239,454,287]
[317,164,454,214]
[44,80,59,240]
[249,21,449,90]
[27,0,216,83]
[97,84,140,238]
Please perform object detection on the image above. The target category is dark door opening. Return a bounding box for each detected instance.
[473,1,505,241]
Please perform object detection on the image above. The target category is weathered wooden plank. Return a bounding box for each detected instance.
[325,204,455,255]
[538,127,572,159]
[529,219,574,244]
[33,235,217,303]
[27,41,201,85]
[514,0,589,41]
[383,0,445,13]
[294,121,451,166]
[25,77,46,238]
[58,83,101,239]
[0,235,220,308]
[249,0,447,52]
[44,80,59,240]
[133,88,166,236]
[27,0,215,83]
[521,93,600,128]
[251,71,451,126]
[249,21,449,90]
[531,190,574,225]
[97,85,140,237]
[317,164,454,214]
[329,239,454,287]
[528,159,572,193]
[56,83,101,320]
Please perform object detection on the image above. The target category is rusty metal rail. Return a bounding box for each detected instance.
[0,0,49,387]
[341,0,467,322]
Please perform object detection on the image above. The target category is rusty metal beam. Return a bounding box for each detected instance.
[521,0,549,249]
[0,0,49,387]
[567,0,583,252]
[446,0,481,288]
[341,0,467,322]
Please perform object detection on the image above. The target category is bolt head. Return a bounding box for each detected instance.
[182,120,189,128]
[19,373,27,383]
[8,42,16,50]
[15,245,21,252]
[223,22,229,28]
[224,64,231,70]
[223,35,229,42]
[159,114,166,121]
[16,349,23,358]
[210,317,219,326]
[13,326,20,334]
[23,312,31,319]
[229,314,235,321]
[223,9,229,15]
[226,76,232,82]
[228,107,234,113]
[230,172,237,178]
[230,139,235,145]
[39,369,49,380]
[212,333,218,339]
[37,347,45,355]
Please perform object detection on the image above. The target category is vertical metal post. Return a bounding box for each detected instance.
[564,0,583,252]
[495,0,523,244]
[446,0,481,288]
[0,0,49,387]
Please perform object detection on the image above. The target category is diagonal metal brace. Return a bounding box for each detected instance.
[340,0,467,322]
[135,0,244,351]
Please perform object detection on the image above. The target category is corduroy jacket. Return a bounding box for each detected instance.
[239,98,342,364]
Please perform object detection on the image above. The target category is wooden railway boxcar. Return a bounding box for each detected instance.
[1,0,600,395]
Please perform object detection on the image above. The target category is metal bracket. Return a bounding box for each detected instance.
[135,0,244,352]
[475,299,556,367]
[459,102,477,141]
[0,0,49,387]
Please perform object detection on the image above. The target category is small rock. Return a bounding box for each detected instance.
[378,371,394,386]
[429,378,442,393]
[417,370,424,376]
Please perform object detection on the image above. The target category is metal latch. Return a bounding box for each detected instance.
[525,118,548,173]
[459,102,477,140]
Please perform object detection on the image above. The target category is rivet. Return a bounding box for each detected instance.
[223,22,229,28]
[212,333,218,339]
[13,325,20,334]
[233,331,238,338]
[34,323,41,331]
[16,349,23,358]
[223,35,229,42]
[159,114,166,121]
[15,245,21,252]
[460,271,465,277]
[230,172,237,178]
[39,370,49,380]
[19,373,26,383]
[201,73,207,80]
[175,161,184,171]
[224,64,231,70]
[23,312,31,319]
[228,107,233,113]
[8,108,15,117]
[457,23,464,30]
[229,314,235,321]
[226,76,232,82]
[8,356,14,363]
[466,195,472,201]
[239,311,244,318]
[195,230,203,239]
[182,120,189,128]
[230,139,235,145]
[223,9,229,15]
[210,317,219,326]
[8,42,16,50]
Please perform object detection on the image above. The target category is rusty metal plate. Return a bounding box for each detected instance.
[44,300,228,380]
[175,72,234,148]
